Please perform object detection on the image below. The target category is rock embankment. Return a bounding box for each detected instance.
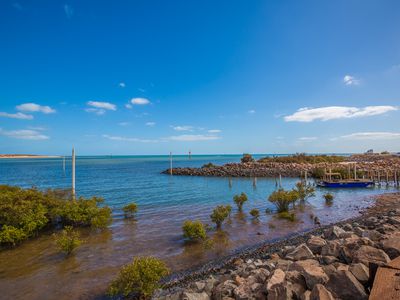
[162,157,400,178]
[153,193,400,300]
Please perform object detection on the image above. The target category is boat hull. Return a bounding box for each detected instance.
[317,181,374,188]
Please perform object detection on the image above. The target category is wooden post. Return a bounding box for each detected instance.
[279,174,282,188]
[169,152,173,175]
[72,147,76,200]
[253,177,257,188]
[354,164,357,180]
[229,177,232,188]
[63,156,65,175]
[189,150,192,160]
[305,171,307,184]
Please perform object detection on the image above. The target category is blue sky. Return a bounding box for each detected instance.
[0,0,399,155]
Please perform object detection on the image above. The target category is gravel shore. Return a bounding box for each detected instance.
[154,192,400,300]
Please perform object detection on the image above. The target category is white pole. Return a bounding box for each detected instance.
[169,152,172,175]
[63,156,65,174]
[72,147,76,199]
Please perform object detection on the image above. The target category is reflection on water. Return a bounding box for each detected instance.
[0,155,397,300]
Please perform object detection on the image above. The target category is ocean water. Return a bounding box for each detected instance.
[0,155,396,300]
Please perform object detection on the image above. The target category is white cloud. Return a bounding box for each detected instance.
[130,98,150,105]
[102,134,158,143]
[208,129,221,133]
[64,4,73,19]
[0,112,33,120]
[343,75,360,86]
[0,128,49,140]
[284,106,398,122]
[119,82,126,88]
[85,108,105,115]
[87,101,116,111]
[145,122,156,127]
[166,134,220,141]
[125,103,133,109]
[16,103,56,114]
[172,125,194,131]
[118,122,130,126]
[338,132,400,140]
[248,109,256,114]
[298,136,317,141]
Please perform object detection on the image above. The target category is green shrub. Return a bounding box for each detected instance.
[54,226,82,255]
[0,225,27,246]
[202,162,216,168]
[226,205,232,216]
[123,203,138,218]
[268,189,299,213]
[108,256,170,299]
[250,209,260,218]
[324,193,334,206]
[293,181,315,201]
[277,211,296,222]
[233,192,248,211]
[182,220,207,241]
[241,154,255,163]
[258,153,345,164]
[210,205,230,229]
[0,185,112,248]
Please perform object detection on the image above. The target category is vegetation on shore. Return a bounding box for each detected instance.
[123,203,138,218]
[210,205,230,229]
[0,185,111,248]
[233,192,248,211]
[258,153,345,164]
[54,226,82,255]
[182,220,207,241]
[108,256,170,299]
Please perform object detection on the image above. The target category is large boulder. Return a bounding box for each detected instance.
[381,232,400,259]
[307,236,327,255]
[324,226,346,239]
[288,259,329,290]
[352,245,391,266]
[349,263,369,285]
[286,244,315,261]
[251,268,270,283]
[285,271,307,299]
[325,270,368,300]
[310,284,334,300]
[321,240,341,258]
[266,269,287,300]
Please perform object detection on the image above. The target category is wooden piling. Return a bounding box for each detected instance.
[72,148,76,200]
[169,152,173,175]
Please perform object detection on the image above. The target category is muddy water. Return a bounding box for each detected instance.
[0,155,395,299]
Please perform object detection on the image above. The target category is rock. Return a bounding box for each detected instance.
[190,281,206,292]
[365,216,378,227]
[204,276,218,294]
[300,290,311,300]
[266,269,286,291]
[334,262,349,271]
[321,240,341,258]
[324,226,346,239]
[321,265,336,277]
[154,291,182,300]
[286,244,315,261]
[233,284,251,300]
[349,263,369,285]
[388,216,400,225]
[285,271,307,299]
[381,232,400,259]
[362,230,383,242]
[212,280,237,300]
[320,256,338,265]
[274,259,292,271]
[251,268,270,283]
[182,292,210,300]
[343,223,353,231]
[307,236,327,255]
[288,259,329,290]
[354,226,365,237]
[325,270,368,300]
[310,284,334,300]
[352,245,391,266]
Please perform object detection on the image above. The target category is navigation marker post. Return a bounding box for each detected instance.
[72,147,76,200]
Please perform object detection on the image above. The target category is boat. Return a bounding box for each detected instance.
[317,180,374,188]
[317,165,374,188]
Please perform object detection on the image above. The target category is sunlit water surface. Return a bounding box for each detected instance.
[0,155,396,300]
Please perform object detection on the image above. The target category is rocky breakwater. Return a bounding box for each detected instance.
[162,156,400,178]
[154,193,400,300]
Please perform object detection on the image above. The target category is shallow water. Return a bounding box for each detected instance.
[0,155,397,299]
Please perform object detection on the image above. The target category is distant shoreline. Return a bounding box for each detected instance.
[0,155,61,159]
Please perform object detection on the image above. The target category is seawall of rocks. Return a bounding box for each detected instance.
[154,193,400,300]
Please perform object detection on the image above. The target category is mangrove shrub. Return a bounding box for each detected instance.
[268,189,299,213]
[210,205,230,229]
[182,220,207,241]
[293,181,315,201]
[54,226,82,255]
[123,203,138,218]
[250,208,260,219]
[233,192,248,211]
[108,256,170,299]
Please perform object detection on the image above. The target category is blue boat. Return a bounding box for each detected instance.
[317,180,374,188]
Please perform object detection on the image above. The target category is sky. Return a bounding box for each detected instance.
[0,0,399,155]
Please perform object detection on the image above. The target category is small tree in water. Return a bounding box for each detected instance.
[54,226,82,255]
[324,193,334,206]
[182,220,207,241]
[210,205,230,229]
[268,189,299,213]
[123,203,138,218]
[293,181,315,201]
[233,192,248,211]
[108,256,170,299]
[250,208,260,219]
